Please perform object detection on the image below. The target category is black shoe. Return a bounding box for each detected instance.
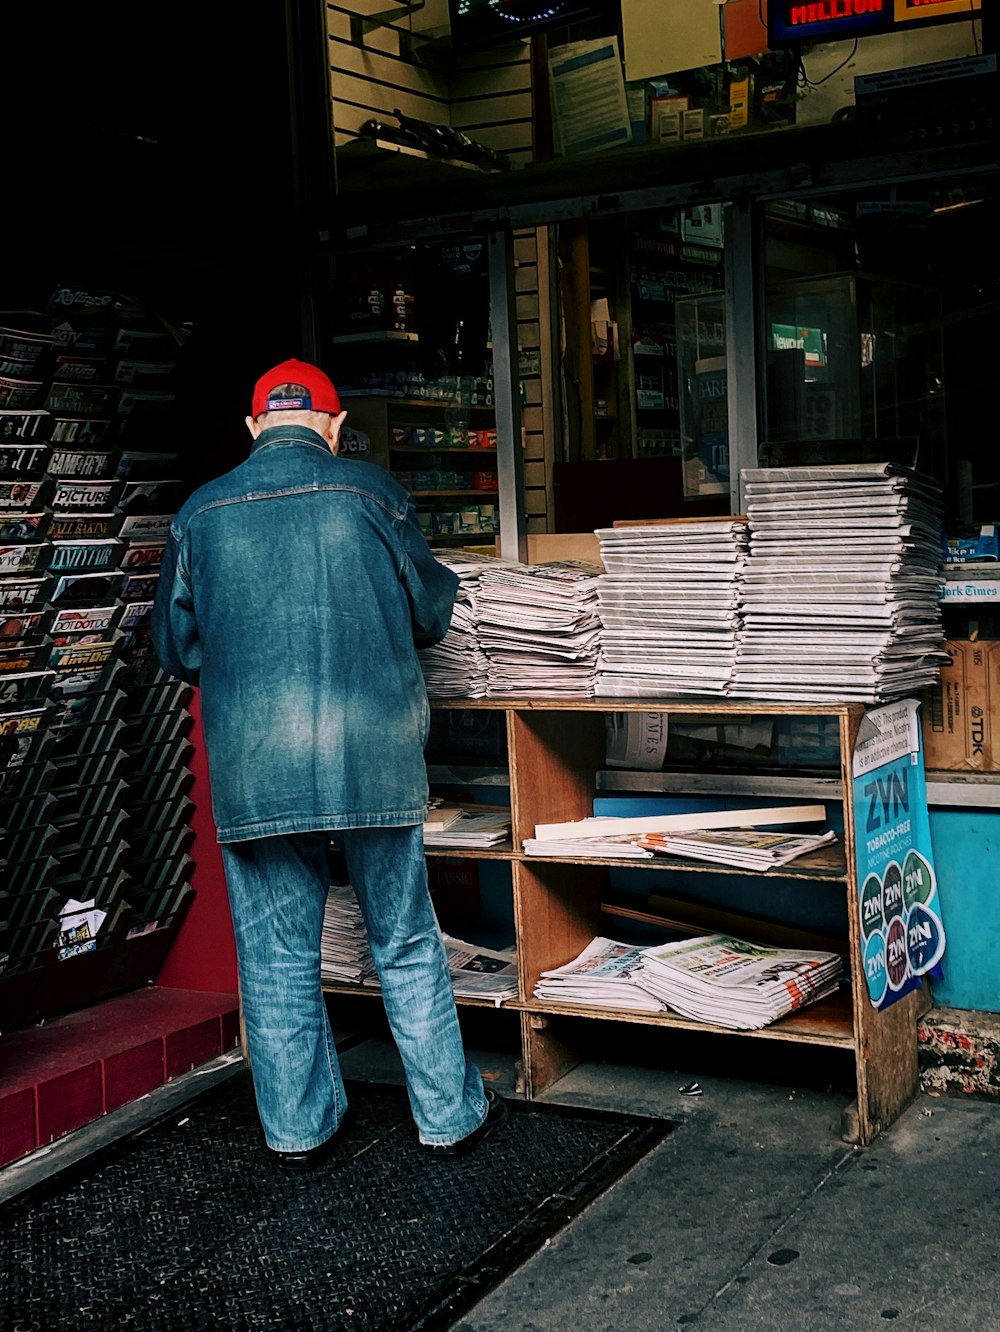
[268,1110,353,1172]
[420,1089,508,1159]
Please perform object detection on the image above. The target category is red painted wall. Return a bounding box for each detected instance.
[156,690,238,994]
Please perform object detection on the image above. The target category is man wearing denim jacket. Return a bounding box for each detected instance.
[151,358,506,1168]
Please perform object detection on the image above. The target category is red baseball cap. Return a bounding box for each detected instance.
[251,357,342,418]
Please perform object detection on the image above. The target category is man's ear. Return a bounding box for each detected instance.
[246,415,262,439]
[327,410,349,455]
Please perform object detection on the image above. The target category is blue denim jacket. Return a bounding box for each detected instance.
[151,423,458,842]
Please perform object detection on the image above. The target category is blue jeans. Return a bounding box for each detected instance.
[220,826,486,1152]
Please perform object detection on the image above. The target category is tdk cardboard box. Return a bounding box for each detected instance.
[921,639,1000,771]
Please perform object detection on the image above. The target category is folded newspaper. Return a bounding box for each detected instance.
[321,884,518,1005]
[638,933,842,1030]
[533,937,668,1012]
[531,933,841,1027]
[635,827,837,870]
[423,807,511,849]
[441,934,519,1006]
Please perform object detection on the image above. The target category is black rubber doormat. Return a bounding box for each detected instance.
[1,1070,673,1331]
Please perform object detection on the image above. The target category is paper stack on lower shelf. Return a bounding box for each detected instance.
[533,937,668,1012]
[638,934,843,1030]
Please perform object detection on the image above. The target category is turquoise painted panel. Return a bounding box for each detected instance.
[928,809,1000,1012]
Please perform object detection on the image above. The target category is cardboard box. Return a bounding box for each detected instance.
[921,639,1000,771]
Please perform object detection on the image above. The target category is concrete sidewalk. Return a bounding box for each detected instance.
[4,1025,996,1331]
[453,1062,999,1332]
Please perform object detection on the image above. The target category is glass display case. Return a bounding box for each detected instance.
[675,290,728,498]
[761,271,945,472]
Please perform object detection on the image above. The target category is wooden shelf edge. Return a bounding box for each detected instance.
[513,994,857,1046]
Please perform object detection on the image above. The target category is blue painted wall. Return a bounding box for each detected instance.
[928,808,1000,1013]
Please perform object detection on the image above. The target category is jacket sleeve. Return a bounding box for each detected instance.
[399,500,459,648]
[150,524,203,685]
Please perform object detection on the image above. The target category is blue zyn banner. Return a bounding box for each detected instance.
[852,698,946,1011]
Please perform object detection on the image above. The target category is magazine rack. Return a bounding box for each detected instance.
[322,696,928,1145]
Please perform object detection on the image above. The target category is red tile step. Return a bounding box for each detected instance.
[0,986,240,1168]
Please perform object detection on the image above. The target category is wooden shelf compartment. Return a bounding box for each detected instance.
[422,697,921,1144]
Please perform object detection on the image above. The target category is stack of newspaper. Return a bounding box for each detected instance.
[441,933,519,1006]
[320,882,377,985]
[322,889,518,1004]
[636,827,837,870]
[731,463,947,702]
[533,937,669,1012]
[638,933,843,1029]
[422,805,511,849]
[525,802,827,859]
[423,798,465,835]
[476,560,604,697]
[594,519,750,696]
[523,833,653,859]
[420,550,507,698]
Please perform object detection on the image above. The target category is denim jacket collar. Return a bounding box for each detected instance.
[249,423,331,456]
